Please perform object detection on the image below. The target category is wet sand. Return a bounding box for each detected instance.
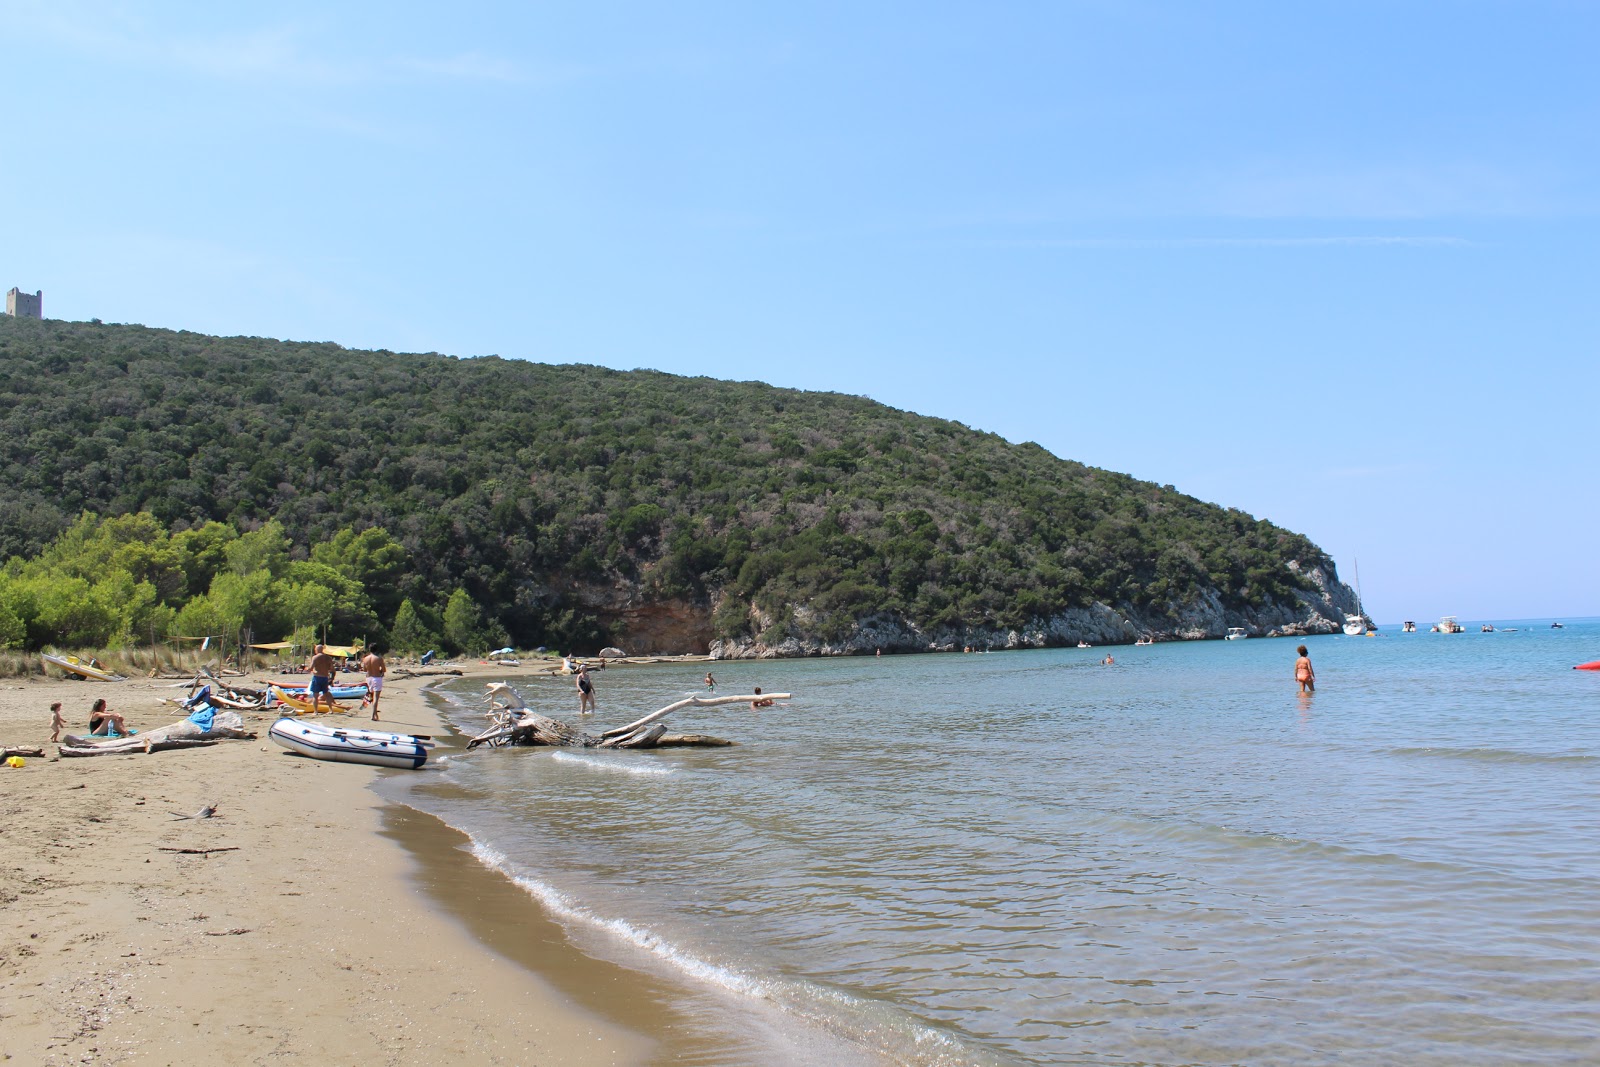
[0,663,664,1066]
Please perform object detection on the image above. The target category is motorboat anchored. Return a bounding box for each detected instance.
[269,717,429,769]
[1437,616,1464,634]
[1225,627,1248,640]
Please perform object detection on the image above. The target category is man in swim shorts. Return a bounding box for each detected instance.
[360,646,388,721]
[308,644,337,714]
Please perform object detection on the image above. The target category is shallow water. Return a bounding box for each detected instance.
[383,621,1600,1066]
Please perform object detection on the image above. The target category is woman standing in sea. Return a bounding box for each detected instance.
[1294,644,1315,693]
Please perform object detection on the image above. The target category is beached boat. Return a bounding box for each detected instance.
[41,652,127,682]
[271,686,351,714]
[1225,627,1248,640]
[269,717,429,769]
[272,683,370,701]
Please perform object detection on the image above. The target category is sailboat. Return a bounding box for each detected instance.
[1343,558,1368,636]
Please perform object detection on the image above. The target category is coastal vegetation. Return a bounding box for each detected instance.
[0,316,1341,654]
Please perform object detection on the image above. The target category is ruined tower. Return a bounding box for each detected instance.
[5,288,42,318]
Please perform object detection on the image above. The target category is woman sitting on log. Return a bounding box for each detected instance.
[88,698,133,737]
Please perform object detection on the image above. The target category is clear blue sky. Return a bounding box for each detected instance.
[4,2,1595,623]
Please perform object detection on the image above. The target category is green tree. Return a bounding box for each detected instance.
[390,599,439,654]
[225,520,290,578]
[0,596,24,649]
[173,521,238,600]
[311,526,408,619]
[442,588,483,654]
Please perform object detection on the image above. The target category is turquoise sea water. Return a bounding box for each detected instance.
[381,621,1600,1066]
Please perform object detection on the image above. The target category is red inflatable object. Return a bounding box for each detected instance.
[1574,661,1600,671]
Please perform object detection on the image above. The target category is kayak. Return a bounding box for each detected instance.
[271,687,350,714]
[1574,661,1600,671]
[268,717,428,769]
[272,684,369,701]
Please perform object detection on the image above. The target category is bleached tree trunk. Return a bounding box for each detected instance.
[466,692,788,750]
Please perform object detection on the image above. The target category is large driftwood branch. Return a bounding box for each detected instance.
[60,738,224,757]
[463,685,781,750]
[3,746,46,758]
[603,723,668,749]
[57,712,256,757]
[601,693,790,739]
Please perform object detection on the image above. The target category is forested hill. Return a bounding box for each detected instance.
[0,315,1358,655]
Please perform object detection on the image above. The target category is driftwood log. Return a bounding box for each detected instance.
[3,746,46,758]
[466,686,788,750]
[57,712,257,758]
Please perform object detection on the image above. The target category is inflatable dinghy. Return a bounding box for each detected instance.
[268,718,429,769]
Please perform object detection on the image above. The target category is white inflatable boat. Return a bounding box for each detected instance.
[268,717,429,769]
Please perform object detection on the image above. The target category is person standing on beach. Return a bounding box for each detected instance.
[360,646,388,721]
[49,701,65,743]
[1294,644,1315,694]
[576,665,596,714]
[309,644,337,714]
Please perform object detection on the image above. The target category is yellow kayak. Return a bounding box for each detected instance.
[271,687,349,715]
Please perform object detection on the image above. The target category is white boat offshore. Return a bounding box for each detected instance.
[1225,627,1248,640]
[269,718,429,769]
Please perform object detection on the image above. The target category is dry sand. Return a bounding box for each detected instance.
[0,664,653,1066]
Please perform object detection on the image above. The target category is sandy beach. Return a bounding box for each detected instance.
[0,663,654,1066]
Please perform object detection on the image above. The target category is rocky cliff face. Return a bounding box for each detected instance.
[590,561,1362,658]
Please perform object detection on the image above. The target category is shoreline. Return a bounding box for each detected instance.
[0,664,663,1065]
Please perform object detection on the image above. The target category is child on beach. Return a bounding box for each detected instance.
[49,702,65,743]
[1294,645,1315,694]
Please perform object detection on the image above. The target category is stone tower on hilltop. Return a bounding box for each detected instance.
[5,288,42,318]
